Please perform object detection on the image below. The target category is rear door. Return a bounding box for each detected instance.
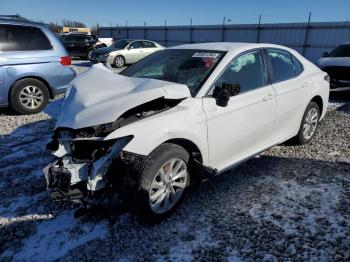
[141,41,159,58]
[265,48,312,142]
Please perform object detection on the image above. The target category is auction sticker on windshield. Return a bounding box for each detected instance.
[192,52,221,58]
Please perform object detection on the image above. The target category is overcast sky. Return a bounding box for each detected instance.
[2,0,350,27]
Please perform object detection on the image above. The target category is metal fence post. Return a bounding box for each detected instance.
[222,16,225,42]
[256,14,261,43]
[190,18,193,43]
[303,12,312,56]
[164,20,167,46]
[126,20,129,39]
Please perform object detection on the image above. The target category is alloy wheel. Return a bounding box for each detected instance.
[115,57,124,67]
[19,86,44,110]
[303,107,318,140]
[149,158,188,214]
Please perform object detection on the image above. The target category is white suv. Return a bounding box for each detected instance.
[45,43,329,221]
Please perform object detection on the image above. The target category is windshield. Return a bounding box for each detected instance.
[111,39,132,49]
[121,49,226,96]
[329,44,350,57]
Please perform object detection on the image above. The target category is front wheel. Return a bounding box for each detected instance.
[124,143,190,222]
[293,101,320,145]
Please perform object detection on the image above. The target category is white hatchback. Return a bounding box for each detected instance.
[45,43,329,221]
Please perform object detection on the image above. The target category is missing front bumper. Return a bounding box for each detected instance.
[43,136,133,201]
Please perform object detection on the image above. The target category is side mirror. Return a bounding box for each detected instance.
[322,52,329,57]
[127,46,133,50]
[213,83,241,107]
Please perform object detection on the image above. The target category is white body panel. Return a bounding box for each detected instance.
[202,85,276,170]
[55,42,330,172]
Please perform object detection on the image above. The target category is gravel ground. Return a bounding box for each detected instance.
[0,63,349,261]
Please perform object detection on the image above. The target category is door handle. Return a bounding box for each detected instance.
[263,93,275,101]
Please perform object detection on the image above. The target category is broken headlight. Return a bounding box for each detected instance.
[71,135,133,162]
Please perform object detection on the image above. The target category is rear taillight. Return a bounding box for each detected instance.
[60,56,71,66]
[324,74,330,83]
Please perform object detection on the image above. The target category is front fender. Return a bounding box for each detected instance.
[104,98,209,165]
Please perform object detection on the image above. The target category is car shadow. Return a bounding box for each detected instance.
[0,107,19,116]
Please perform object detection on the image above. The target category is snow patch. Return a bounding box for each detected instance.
[14,212,108,261]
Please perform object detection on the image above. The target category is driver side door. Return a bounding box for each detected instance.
[202,49,277,171]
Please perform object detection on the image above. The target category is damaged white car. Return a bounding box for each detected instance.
[44,43,329,221]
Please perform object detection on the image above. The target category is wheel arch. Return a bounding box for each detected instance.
[164,138,203,164]
[310,95,323,116]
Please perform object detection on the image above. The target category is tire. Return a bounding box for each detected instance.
[292,101,320,145]
[10,78,50,114]
[114,55,125,68]
[123,143,190,222]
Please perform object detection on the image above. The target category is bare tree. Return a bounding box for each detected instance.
[48,22,62,33]
[62,19,86,28]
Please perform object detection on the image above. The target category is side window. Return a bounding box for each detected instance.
[129,41,142,49]
[215,50,267,94]
[75,36,86,43]
[292,55,303,76]
[267,49,295,83]
[0,24,52,52]
[142,41,156,48]
[61,36,74,43]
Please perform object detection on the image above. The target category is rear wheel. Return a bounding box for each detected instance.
[114,55,125,68]
[123,143,190,222]
[293,101,320,145]
[10,78,50,114]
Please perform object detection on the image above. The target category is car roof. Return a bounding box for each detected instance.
[0,18,47,28]
[168,42,288,51]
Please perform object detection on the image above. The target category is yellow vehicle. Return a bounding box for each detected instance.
[61,27,91,34]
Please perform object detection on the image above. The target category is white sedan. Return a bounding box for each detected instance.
[45,42,329,221]
[90,39,164,67]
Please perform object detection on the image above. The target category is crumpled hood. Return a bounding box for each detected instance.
[318,57,350,68]
[55,64,191,130]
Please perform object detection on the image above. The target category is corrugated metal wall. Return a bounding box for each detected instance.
[98,22,350,63]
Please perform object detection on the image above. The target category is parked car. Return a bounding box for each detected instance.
[90,39,163,67]
[0,19,76,114]
[89,35,113,47]
[44,43,329,221]
[318,42,350,90]
[59,34,104,59]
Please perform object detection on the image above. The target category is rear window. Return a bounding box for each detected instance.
[267,49,295,83]
[0,24,52,52]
